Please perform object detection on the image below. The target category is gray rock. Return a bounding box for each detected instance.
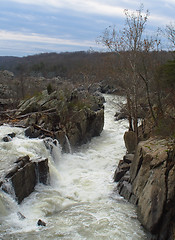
[124,131,137,154]
[17,89,104,151]
[2,132,16,142]
[114,160,130,182]
[129,138,175,239]
[123,154,134,164]
[37,219,46,226]
[2,136,12,142]
[2,156,49,204]
[25,126,40,138]
[114,168,127,182]
[118,181,132,201]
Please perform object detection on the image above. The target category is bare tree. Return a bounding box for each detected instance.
[98,5,151,141]
[164,22,175,49]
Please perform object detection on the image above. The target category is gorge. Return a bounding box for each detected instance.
[0,94,147,240]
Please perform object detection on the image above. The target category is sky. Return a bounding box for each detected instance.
[0,0,175,56]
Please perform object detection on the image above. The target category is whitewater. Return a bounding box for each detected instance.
[0,94,147,240]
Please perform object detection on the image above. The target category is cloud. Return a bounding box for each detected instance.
[164,0,175,3]
[8,0,175,23]
[150,13,174,25]
[8,0,125,17]
[0,29,96,47]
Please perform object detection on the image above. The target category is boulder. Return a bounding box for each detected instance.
[37,219,46,226]
[1,156,49,204]
[2,132,16,142]
[115,105,128,121]
[25,126,41,138]
[124,130,137,154]
[2,136,12,142]
[115,111,127,121]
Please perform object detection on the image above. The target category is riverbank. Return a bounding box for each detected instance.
[115,130,175,240]
[0,94,147,240]
[0,88,105,152]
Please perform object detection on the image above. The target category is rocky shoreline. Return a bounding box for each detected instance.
[0,87,105,204]
[114,130,175,240]
[1,88,105,152]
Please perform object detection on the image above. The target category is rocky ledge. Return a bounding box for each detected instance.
[13,89,104,152]
[115,132,175,240]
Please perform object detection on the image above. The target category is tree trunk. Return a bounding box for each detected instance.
[139,73,158,126]
[127,93,133,131]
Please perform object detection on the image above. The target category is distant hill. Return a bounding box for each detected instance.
[0,51,173,80]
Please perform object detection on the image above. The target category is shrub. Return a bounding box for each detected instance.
[47,83,53,95]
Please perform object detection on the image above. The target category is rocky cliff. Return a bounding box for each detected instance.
[14,89,104,151]
[115,134,175,240]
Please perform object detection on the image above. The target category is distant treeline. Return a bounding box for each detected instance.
[0,51,173,85]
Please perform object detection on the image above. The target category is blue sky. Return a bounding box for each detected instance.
[0,0,175,56]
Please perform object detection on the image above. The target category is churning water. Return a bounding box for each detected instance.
[0,94,147,240]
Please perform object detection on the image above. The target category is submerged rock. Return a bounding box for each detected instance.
[17,212,26,220]
[2,136,12,142]
[37,219,46,227]
[2,132,16,142]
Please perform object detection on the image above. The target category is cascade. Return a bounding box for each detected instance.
[44,137,62,164]
[1,179,16,200]
[0,188,18,217]
[65,135,72,154]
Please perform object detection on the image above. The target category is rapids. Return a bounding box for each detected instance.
[0,94,147,240]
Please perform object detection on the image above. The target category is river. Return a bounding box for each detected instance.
[0,94,147,240]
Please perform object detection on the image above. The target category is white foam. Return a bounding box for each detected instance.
[0,94,147,240]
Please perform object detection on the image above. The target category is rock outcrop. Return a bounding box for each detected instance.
[0,70,15,110]
[0,88,104,204]
[88,80,119,94]
[15,89,104,151]
[1,156,49,204]
[115,137,175,240]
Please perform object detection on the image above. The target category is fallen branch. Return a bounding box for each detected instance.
[33,124,54,136]
[15,108,57,119]
[0,109,19,114]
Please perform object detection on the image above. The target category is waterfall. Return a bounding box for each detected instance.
[1,179,16,200]
[0,188,18,217]
[0,94,147,240]
[65,135,72,154]
[43,137,62,164]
